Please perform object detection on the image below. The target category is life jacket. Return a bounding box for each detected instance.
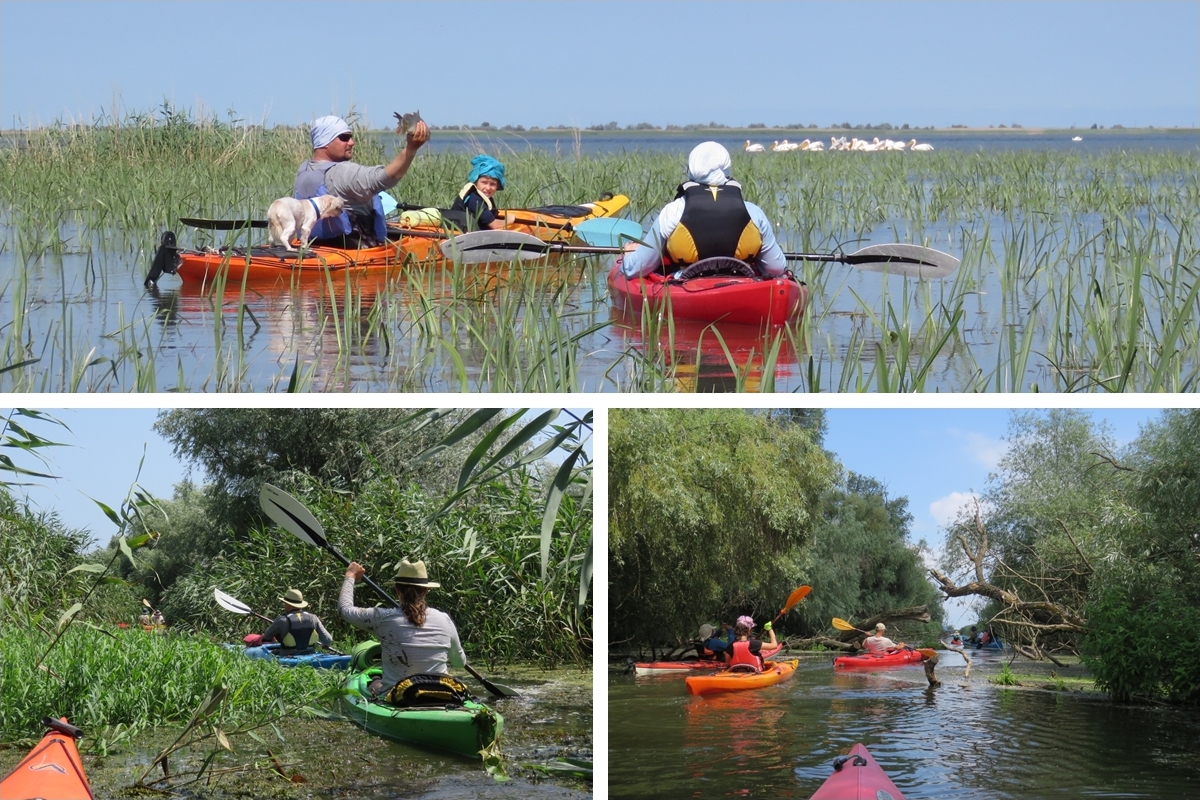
[450,183,499,231]
[385,673,474,707]
[294,160,388,244]
[277,611,320,655]
[728,640,763,672]
[664,181,762,267]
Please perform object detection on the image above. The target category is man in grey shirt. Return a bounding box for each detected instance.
[294,114,431,246]
[338,558,467,695]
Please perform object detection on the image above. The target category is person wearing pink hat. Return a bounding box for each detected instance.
[725,615,781,673]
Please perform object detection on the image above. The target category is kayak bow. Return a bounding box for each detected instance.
[0,717,94,800]
[810,743,907,800]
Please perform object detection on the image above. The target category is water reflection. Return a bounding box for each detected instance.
[607,308,805,392]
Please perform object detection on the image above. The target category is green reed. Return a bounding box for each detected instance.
[2,106,1198,391]
[0,625,338,745]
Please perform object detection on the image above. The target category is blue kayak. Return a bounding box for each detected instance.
[238,642,351,669]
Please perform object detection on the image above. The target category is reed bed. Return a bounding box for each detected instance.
[0,625,338,746]
[2,106,1197,391]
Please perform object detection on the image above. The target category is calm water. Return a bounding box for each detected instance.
[411,129,1200,157]
[608,653,1200,799]
[2,130,1196,391]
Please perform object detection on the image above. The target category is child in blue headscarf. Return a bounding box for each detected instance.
[450,154,506,230]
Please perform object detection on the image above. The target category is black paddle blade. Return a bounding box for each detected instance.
[179,217,268,230]
[841,244,959,279]
[144,230,179,287]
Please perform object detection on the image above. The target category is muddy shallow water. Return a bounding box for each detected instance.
[48,666,591,799]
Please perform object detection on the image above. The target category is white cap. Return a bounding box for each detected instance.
[311,115,352,149]
[687,141,732,186]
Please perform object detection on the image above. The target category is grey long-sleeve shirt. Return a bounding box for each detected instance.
[338,576,467,687]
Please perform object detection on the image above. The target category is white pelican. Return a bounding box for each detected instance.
[908,138,934,151]
[807,140,825,151]
[744,140,766,152]
[1071,136,1083,142]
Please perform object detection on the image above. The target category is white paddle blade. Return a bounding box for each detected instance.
[847,243,960,279]
[439,230,551,264]
[213,588,252,615]
[259,483,326,548]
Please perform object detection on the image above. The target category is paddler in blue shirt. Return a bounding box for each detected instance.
[620,141,787,279]
[450,155,507,231]
[697,621,735,661]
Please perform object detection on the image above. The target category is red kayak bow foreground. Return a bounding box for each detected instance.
[810,743,907,800]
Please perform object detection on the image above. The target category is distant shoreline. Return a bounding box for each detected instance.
[2,124,1196,136]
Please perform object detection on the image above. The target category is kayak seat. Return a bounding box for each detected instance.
[385,673,475,708]
[670,257,759,282]
[727,664,762,674]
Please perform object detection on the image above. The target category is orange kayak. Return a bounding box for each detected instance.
[0,717,94,800]
[685,659,798,696]
[161,194,630,285]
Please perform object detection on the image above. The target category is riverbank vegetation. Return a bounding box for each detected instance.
[2,105,1197,391]
[0,408,592,747]
[935,409,1200,706]
[609,409,945,654]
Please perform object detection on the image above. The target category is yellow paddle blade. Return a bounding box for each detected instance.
[831,617,858,632]
[779,585,812,615]
[917,648,937,659]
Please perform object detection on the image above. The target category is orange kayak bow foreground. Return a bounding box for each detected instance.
[0,717,94,800]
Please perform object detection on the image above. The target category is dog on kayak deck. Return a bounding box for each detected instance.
[266,195,345,250]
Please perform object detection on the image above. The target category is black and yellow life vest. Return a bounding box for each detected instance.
[385,673,474,707]
[278,611,320,655]
[664,181,762,267]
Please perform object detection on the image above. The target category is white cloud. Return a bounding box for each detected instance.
[948,428,1008,470]
[929,491,981,528]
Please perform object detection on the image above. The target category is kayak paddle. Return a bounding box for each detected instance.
[832,617,935,659]
[178,217,450,241]
[258,483,519,699]
[213,588,274,624]
[573,217,643,247]
[439,229,960,278]
[213,588,346,655]
[771,585,812,624]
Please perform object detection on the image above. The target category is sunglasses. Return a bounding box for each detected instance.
[336,132,354,142]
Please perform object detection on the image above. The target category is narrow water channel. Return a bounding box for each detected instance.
[608,651,1200,799]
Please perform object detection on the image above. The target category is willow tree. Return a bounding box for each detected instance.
[609,408,836,648]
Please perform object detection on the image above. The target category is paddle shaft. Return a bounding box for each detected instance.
[453,239,946,266]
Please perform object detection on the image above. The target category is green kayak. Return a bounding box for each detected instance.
[341,647,502,759]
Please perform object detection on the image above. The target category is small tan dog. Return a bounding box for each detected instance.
[267,195,345,250]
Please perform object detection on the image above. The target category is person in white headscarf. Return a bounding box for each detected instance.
[294,114,431,246]
[620,141,787,279]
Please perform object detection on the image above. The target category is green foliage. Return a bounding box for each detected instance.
[152,408,486,534]
[609,409,836,645]
[992,663,1020,686]
[0,625,337,744]
[0,491,96,624]
[163,474,590,668]
[801,473,944,639]
[1079,409,1200,705]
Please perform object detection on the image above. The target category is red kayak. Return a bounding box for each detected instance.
[810,743,907,800]
[608,259,808,326]
[633,660,727,675]
[0,717,94,800]
[834,649,925,669]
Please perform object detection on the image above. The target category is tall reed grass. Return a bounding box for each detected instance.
[2,105,1197,391]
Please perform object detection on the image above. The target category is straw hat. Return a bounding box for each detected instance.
[279,588,309,608]
[394,559,440,588]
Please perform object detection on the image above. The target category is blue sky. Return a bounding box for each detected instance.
[823,407,1164,627]
[2,2,1196,130]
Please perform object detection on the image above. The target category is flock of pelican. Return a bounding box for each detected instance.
[744,136,935,153]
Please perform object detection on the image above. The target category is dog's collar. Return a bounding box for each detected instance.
[308,197,322,216]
